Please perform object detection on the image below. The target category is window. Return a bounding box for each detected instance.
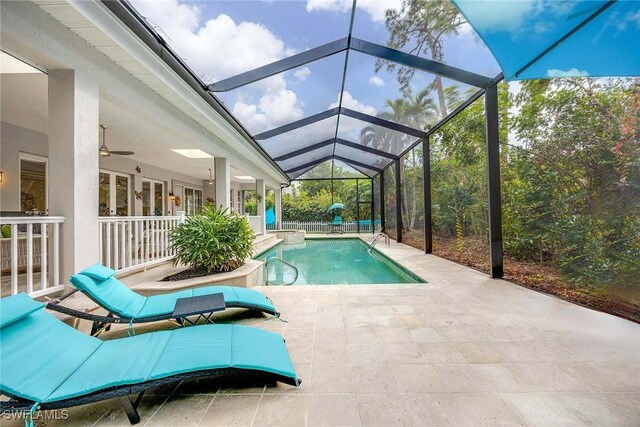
[195,188,202,214]
[183,186,203,216]
[237,190,242,213]
[19,154,47,213]
[142,179,165,216]
[99,170,130,216]
[229,189,234,212]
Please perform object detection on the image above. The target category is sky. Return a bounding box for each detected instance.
[129,0,500,128]
[128,0,503,176]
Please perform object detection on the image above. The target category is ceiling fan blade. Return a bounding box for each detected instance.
[109,151,135,156]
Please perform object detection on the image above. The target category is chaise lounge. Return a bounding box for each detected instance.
[47,264,279,334]
[0,293,300,425]
[328,215,344,234]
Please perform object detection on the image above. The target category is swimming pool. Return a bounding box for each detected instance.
[254,238,424,285]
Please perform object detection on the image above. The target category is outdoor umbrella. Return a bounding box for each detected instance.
[327,203,346,212]
[452,0,640,80]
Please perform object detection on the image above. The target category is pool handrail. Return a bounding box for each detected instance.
[368,232,389,252]
[264,257,299,286]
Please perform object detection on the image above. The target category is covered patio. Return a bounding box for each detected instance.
[0,0,289,298]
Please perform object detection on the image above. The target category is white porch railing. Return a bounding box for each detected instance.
[98,215,184,273]
[246,215,263,234]
[0,216,65,297]
[281,221,380,233]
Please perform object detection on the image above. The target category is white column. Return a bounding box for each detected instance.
[215,158,230,210]
[48,69,100,282]
[275,187,282,230]
[256,179,266,235]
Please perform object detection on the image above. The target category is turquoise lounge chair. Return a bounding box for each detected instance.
[329,215,344,234]
[47,264,279,335]
[0,293,299,424]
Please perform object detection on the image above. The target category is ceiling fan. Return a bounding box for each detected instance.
[99,124,134,157]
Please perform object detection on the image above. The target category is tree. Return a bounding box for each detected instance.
[360,88,438,234]
[506,78,640,288]
[379,0,465,118]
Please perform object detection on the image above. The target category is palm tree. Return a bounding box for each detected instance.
[360,89,439,232]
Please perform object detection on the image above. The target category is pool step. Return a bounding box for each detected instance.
[252,234,282,255]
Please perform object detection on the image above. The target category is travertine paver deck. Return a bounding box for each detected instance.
[9,238,639,426]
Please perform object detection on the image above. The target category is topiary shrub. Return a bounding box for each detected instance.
[168,205,255,276]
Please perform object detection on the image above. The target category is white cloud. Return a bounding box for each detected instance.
[306,0,352,15]
[131,1,289,82]
[129,0,307,135]
[546,68,589,78]
[306,0,401,23]
[232,89,304,133]
[368,75,385,87]
[294,67,311,81]
[459,1,536,33]
[617,10,640,31]
[329,91,377,116]
[328,92,377,141]
[458,0,589,36]
[630,10,640,27]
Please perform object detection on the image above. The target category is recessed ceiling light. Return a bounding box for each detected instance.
[234,175,255,180]
[171,149,213,159]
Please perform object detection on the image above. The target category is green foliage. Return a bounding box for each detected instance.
[244,197,257,215]
[380,72,639,292]
[243,190,258,215]
[504,78,640,287]
[283,187,335,222]
[283,167,371,223]
[356,0,640,309]
[243,190,275,216]
[170,205,255,273]
[430,90,491,240]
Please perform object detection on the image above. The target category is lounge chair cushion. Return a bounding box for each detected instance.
[0,294,298,405]
[135,289,194,318]
[71,268,277,319]
[149,325,296,380]
[80,263,117,282]
[0,293,45,329]
[70,274,147,319]
[47,331,172,401]
[135,286,276,319]
[193,286,276,314]
[0,303,101,402]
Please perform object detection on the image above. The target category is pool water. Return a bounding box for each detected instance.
[254,238,424,285]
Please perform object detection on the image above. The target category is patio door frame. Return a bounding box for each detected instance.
[99,169,131,216]
[18,152,48,212]
[142,178,165,216]
[183,185,203,216]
